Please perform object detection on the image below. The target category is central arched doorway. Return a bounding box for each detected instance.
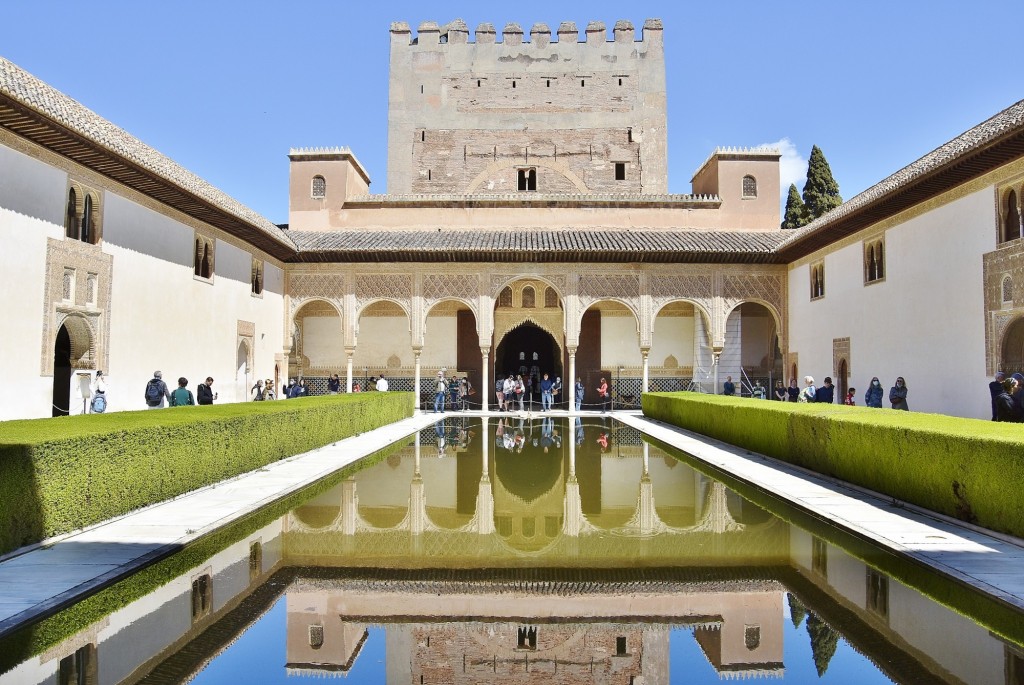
[495,323,562,406]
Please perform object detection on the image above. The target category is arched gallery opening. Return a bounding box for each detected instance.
[492,279,564,408]
[290,299,344,386]
[650,300,710,392]
[51,316,93,417]
[422,300,481,409]
[722,302,782,394]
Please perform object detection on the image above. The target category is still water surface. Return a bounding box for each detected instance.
[3,417,1022,684]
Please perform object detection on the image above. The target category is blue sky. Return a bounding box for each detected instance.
[4,1,1021,223]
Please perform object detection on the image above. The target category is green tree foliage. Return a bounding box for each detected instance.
[802,145,843,219]
[806,612,841,676]
[782,184,810,229]
[788,592,808,629]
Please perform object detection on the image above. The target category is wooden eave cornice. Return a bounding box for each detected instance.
[0,94,297,261]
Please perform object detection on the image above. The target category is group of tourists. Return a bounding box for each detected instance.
[727,374,911,410]
[433,372,474,412]
[492,373,612,413]
[989,371,1024,422]
[143,370,217,409]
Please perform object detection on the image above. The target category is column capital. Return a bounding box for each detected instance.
[566,346,578,356]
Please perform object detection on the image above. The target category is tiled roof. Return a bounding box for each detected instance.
[0,57,296,257]
[776,98,1024,259]
[289,229,788,264]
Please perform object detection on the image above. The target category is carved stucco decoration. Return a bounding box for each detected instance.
[355,274,412,314]
[982,246,1024,373]
[41,238,112,375]
[577,273,641,323]
[422,273,480,316]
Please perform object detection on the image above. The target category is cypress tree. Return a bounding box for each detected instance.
[782,184,810,229]
[802,145,842,219]
[806,612,840,676]
[787,592,808,628]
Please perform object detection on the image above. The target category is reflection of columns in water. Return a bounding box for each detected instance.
[414,431,421,476]
[638,440,655,534]
[563,433,582,537]
[569,426,577,478]
[702,481,734,534]
[476,417,494,534]
[341,480,357,536]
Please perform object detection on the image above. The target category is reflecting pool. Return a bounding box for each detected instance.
[1,417,1022,684]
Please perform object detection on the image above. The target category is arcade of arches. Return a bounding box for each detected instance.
[285,265,788,407]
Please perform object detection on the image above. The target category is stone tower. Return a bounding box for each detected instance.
[386,19,667,195]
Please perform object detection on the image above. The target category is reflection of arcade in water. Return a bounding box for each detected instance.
[284,418,785,566]
[12,418,1023,685]
[284,569,784,681]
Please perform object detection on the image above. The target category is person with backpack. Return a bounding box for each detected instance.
[144,370,171,409]
[495,376,505,411]
[251,379,265,401]
[170,377,195,406]
[89,370,108,413]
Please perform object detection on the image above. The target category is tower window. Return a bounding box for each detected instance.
[742,175,757,198]
[615,163,626,181]
[512,80,516,88]
[517,626,538,650]
[518,168,537,192]
[546,79,550,87]
[421,130,425,142]
[311,175,326,199]
[618,78,622,86]
[616,636,628,655]
[581,79,585,87]
[627,127,633,143]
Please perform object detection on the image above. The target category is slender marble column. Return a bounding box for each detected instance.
[345,349,354,393]
[413,348,422,413]
[568,349,577,412]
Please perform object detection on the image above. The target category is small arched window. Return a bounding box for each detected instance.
[742,175,757,198]
[65,188,78,239]
[521,286,535,308]
[544,287,558,308]
[80,195,93,244]
[1004,190,1021,242]
[810,263,825,299]
[251,258,264,295]
[865,239,885,283]
[1003,275,1014,304]
[311,175,326,199]
[498,287,513,307]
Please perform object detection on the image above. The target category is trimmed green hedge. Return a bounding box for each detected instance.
[0,393,412,555]
[642,392,1024,539]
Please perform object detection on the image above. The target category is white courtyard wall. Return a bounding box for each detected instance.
[0,140,285,419]
[600,315,643,368]
[303,316,344,369]
[101,193,284,410]
[787,189,994,418]
[352,315,414,370]
[650,315,694,369]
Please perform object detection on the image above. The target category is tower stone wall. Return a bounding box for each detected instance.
[386,19,667,195]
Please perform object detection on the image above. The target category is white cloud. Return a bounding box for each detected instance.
[758,137,807,204]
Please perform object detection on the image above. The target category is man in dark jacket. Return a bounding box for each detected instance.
[197,377,216,405]
[815,377,835,404]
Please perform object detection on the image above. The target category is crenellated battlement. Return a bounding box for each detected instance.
[389,18,662,46]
